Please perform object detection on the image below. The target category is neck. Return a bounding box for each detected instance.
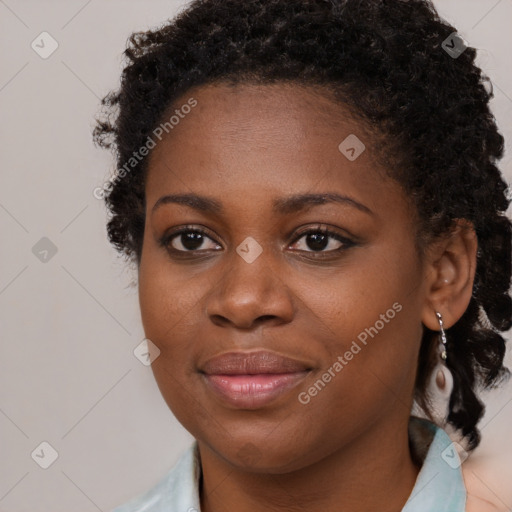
[198,415,421,512]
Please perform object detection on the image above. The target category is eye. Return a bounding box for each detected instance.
[159,224,355,256]
[160,226,222,253]
[290,226,355,253]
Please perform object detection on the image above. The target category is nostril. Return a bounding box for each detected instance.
[257,315,278,323]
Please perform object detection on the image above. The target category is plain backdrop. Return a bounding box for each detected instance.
[0,1,511,511]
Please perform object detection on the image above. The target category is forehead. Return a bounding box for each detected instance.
[144,82,400,215]
[150,81,372,153]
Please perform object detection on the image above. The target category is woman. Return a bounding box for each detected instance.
[93,0,511,510]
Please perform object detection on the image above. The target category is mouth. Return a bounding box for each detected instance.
[200,350,312,409]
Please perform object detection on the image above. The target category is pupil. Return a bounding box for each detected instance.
[182,232,203,250]
[307,233,328,251]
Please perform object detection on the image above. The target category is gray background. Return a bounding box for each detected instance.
[0,1,511,511]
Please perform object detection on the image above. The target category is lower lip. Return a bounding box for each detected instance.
[202,372,309,409]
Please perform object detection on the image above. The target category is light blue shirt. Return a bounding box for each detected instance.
[111,417,466,512]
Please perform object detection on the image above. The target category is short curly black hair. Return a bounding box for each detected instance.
[93,0,511,450]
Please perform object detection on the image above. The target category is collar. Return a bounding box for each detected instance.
[402,416,466,511]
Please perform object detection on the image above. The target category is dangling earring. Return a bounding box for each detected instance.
[434,311,449,390]
[435,311,448,361]
[427,311,453,424]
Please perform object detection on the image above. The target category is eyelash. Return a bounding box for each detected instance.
[158,224,356,258]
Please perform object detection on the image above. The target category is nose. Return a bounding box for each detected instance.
[205,246,295,330]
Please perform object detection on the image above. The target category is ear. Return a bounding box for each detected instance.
[421,219,478,331]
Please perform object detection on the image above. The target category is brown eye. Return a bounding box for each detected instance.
[160,227,222,253]
[290,227,354,253]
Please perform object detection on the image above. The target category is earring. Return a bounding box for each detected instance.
[435,311,448,361]
[431,311,452,396]
[425,311,453,426]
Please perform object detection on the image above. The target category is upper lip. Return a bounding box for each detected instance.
[201,350,312,375]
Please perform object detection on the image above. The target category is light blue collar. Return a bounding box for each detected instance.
[402,417,466,511]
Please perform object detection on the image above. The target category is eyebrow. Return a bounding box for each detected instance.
[151,192,374,216]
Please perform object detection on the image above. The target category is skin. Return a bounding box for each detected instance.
[137,82,477,512]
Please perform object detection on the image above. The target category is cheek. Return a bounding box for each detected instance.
[292,297,422,455]
[138,255,208,428]
[138,244,204,350]
[299,241,423,393]
[302,248,420,344]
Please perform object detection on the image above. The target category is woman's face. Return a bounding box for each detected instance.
[138,82,430,472]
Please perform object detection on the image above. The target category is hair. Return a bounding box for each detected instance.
[93,0,511,450]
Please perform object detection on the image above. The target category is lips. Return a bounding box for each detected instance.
[202,351,312,375]
[200,351,312,409]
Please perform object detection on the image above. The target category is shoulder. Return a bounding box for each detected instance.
[462,464,506,512]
